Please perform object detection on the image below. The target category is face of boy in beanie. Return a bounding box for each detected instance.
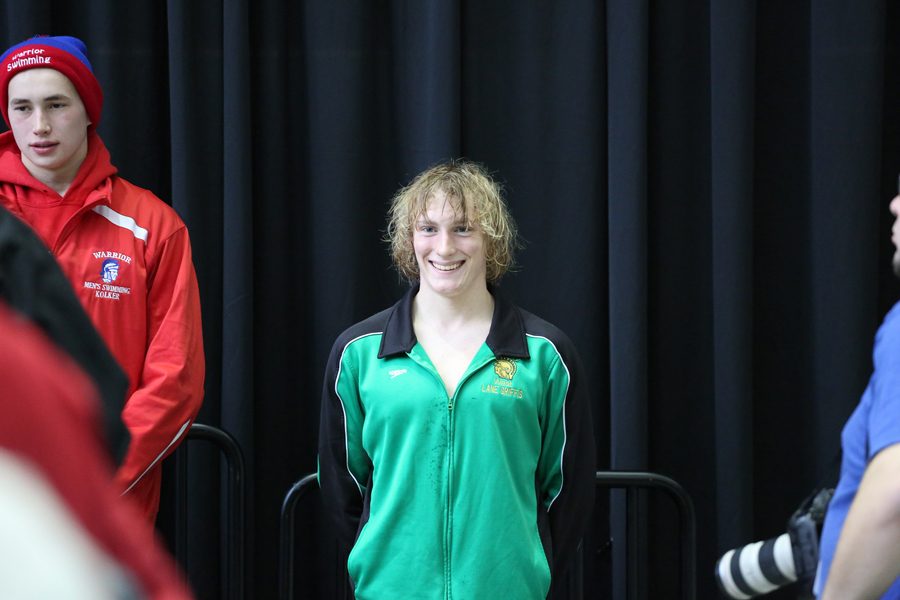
[7,68,90,193]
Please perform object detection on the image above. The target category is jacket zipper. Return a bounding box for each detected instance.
[442,354,495,600]
[445,390,454,600]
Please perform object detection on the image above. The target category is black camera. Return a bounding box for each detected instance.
[715,488,834,598]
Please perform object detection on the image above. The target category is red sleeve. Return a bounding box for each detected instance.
[114,226,205,500]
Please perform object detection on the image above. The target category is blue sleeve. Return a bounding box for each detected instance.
[868,303,900,457]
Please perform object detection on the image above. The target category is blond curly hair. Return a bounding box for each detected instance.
[386,160,519,283]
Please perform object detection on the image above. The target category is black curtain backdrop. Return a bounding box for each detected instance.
[3,2,899,599]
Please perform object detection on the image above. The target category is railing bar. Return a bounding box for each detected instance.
[626,487,638,600]
[179,424,246,600]
[175,442,189,571]
[596,471,696,600]
[279,474,318,600]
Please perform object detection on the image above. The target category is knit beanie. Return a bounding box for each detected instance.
[0,35,103,128]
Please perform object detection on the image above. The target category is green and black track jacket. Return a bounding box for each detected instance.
[318,285,596,600]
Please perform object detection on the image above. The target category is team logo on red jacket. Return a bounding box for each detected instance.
[83,251,133,301]
[101,259,120,283]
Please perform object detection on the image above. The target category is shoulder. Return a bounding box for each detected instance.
[516,307,584,376]
[106,177,188,242]
[875,301,900,353]
[108,177,177,215]
[881,301,900,332]
[519,308,579,356]
[329,306,394,359]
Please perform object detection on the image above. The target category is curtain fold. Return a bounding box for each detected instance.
[709,0,756,562]
[808,0,885,464]
[164,3,226,598]
[606,2,649,598]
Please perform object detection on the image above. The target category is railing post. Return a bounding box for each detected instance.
[175,423,246,600]
[279,474,319,600]
[595,471,696,600]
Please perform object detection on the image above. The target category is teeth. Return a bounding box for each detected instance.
[432,262,462,271]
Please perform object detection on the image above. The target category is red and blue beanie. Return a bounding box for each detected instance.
[0,35,103,128]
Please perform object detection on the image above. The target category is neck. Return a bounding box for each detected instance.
[22,138,88,196]
[26,167,76,196]
[413,283,494,329]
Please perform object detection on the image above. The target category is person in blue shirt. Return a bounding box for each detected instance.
[816,192,900,599]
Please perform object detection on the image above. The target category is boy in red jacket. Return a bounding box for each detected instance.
[0,35,205,522]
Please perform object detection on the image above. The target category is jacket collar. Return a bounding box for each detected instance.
[377,283,530,360]
[0,130,117,206]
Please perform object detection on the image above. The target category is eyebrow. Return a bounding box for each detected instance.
[9,94,72,104]
[414,216,471,227]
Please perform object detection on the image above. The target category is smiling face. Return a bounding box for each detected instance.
[388,161,519,285]
[7,68,90,192]
[412,190,488,300]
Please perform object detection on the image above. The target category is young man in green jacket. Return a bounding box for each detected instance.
[318,160,596,599]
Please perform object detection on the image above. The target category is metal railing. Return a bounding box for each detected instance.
[277,470,696,600]
[175,423,246,600]
[595,471,696,600]
[279,473,321,600]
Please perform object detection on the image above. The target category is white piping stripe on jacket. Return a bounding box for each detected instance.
[121,420,191,495]
[526,333,571,511]
[92,205,149,243]
[335,332,383,498]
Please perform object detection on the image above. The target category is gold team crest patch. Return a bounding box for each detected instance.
[493,358,517,380]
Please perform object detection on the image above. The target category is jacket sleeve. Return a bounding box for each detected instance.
[537,346,596,583]
[318,337,371,550]
[113,226,205,494]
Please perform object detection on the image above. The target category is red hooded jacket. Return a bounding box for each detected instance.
[0,130,205,521]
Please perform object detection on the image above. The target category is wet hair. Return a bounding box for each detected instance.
[386,159,519,283]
